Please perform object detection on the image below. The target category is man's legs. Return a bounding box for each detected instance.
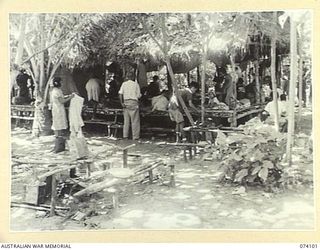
[131,108,140,140]
[123,108,130,139]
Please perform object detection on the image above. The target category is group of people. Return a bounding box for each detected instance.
[83,64,265,142]
[49,63,292,148]
[117,72,199,141]
[84,70,201,141]
[50,77,86,153]
[212,65,258,109]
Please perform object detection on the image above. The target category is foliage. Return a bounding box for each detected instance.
[9,11,311,84]
[216,118,287,189]
[215,117,313,191]
[278,135,313,188]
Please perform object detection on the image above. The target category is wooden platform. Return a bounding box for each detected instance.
[10,104,265,129]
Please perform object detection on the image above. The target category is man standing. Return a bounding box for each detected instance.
[222,65,235,108]
[119,72,141,140]
[168,81,199,141]
[14,68,33,104]
[85,74,104,120]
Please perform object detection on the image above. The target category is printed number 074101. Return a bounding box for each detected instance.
[300,244,318,248]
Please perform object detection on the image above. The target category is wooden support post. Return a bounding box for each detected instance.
[148,170,153,184]
[197,66,201,83]
[298,31,304,131]
[255,60,261,104]
[201,43,208,124]
[193,145,197,156]
[286,15,298,164]
[112,193,119,209]
[189,146,193,160]
[114,127,117,138]
[86,162,91,178]
[298,57,303,131]
[175,132,179,143]
[231,111,237,127]
[190,131,196,144]
[169,165,175,187]
[123,149,128,168]
[50,174,57,217]
[107,125,111,137]
[271,11,280,132]
[183,148,188,162]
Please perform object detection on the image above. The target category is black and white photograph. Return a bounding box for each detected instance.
[9,11,314,231]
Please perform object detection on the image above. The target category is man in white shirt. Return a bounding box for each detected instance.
[85,76,103,120]
[118,72,141,140]
[264,94,288,132]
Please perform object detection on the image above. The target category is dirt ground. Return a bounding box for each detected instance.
[10,108,314,231]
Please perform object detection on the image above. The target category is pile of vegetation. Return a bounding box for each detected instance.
[213,118,313,191]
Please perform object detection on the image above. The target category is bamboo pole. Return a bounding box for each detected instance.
[298,57,303,131]
[286,15,298,164]
[255,61,260,104]
[298,32,304,131]
[271,11,280,131]
[201,42,207,123]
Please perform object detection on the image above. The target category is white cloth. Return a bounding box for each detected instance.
[265,100,288,119]
[69,94,84,134]
[152,95,169,111]
[51,88,67,130]
[118,80,141,100]
[86,78,101,102]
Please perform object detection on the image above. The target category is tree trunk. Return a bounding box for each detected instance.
[39,14,46,96]
[14,15,27,66]
[286,16,298,164]
[271,11,280,131]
